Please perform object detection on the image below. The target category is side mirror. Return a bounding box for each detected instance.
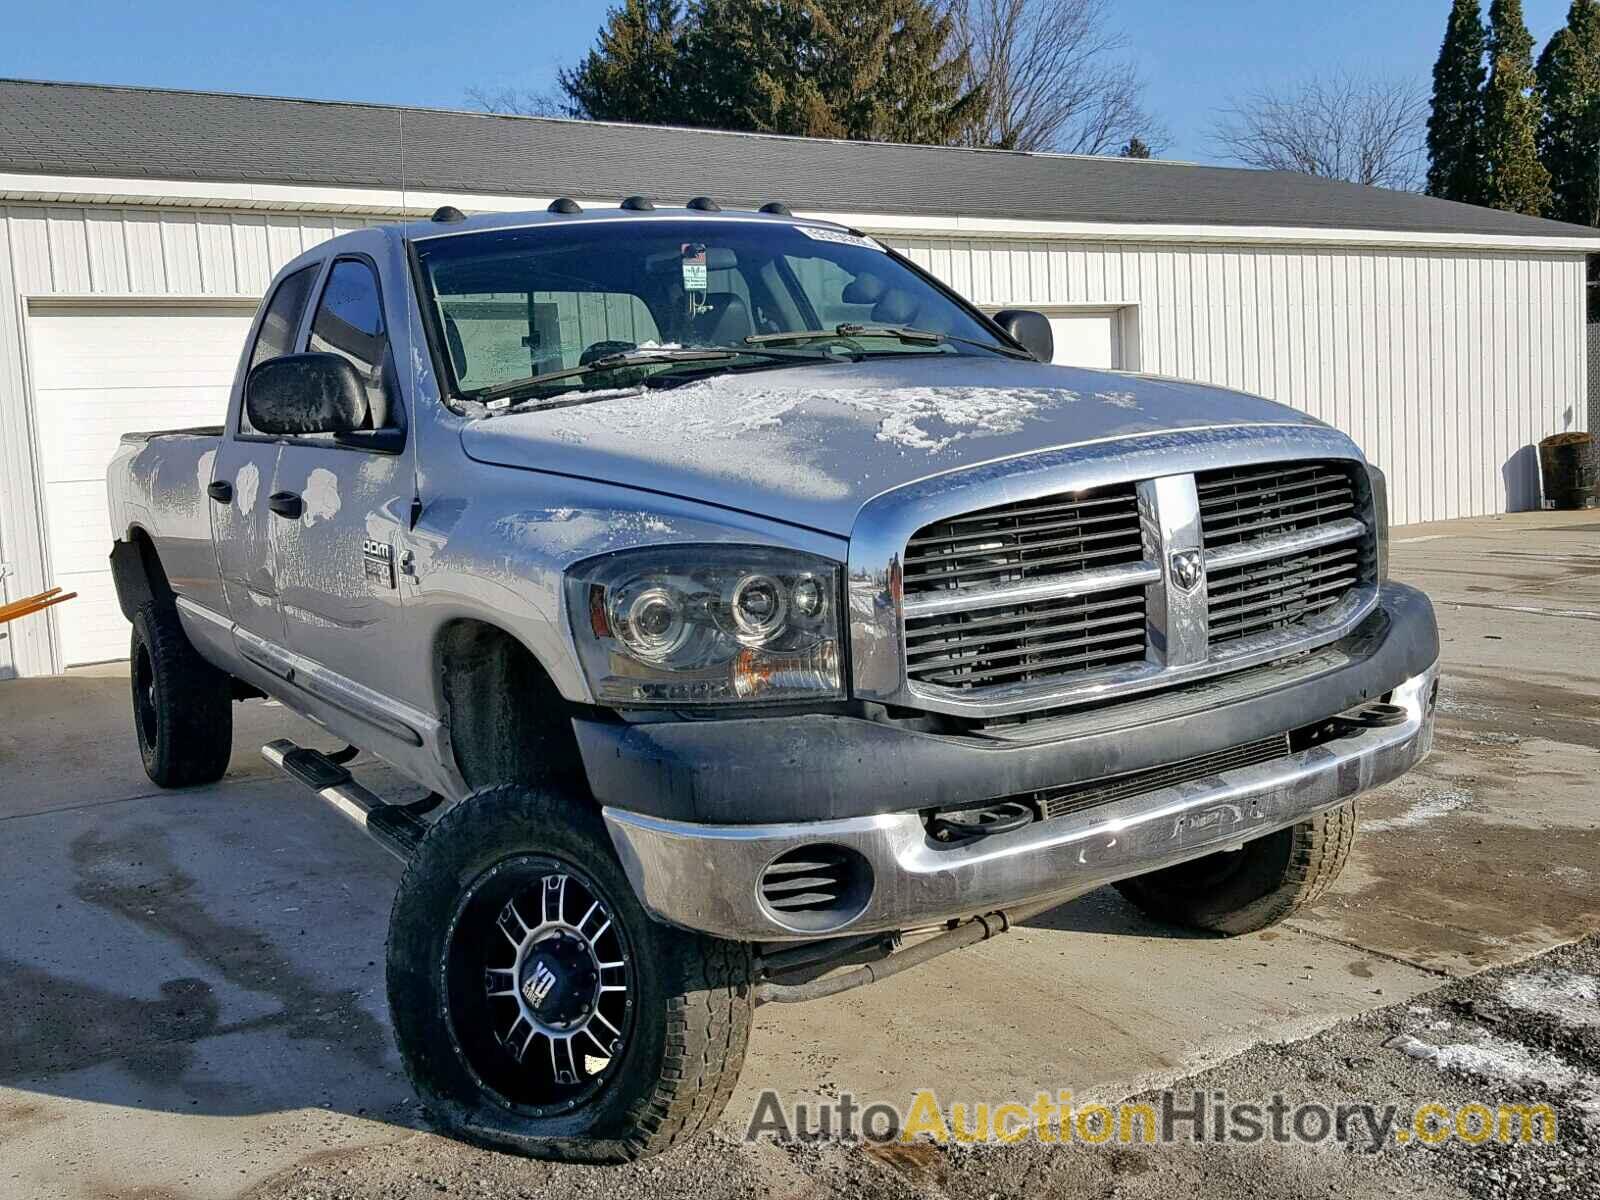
[991,309,1054,364]
[245,353,369,436]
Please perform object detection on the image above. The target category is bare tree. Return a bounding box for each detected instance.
[464,86,569,118]
[1210,73,1428,190]
[955,0,1164,155]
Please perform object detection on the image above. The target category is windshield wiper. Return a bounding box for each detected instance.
[477,349,741,406]
[746,324,1033,359]
[476,345,846,410]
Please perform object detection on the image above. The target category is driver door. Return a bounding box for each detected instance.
[267,256,418,709]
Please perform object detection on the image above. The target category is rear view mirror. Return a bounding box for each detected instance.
[991,310,1054,364]
[246,353,369,435]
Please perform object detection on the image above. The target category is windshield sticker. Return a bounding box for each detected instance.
[681,244,708,292]
[797,226,884,251]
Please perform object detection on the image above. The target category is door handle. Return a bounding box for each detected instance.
[268,491,304,519]
[206,480,233,504]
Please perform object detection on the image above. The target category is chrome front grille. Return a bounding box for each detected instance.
[901,483,1149,691]
[1197,462,1370,646]
[872,442,1380,718]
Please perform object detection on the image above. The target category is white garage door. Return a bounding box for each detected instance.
[28,304,256,666]
[1044,311,1123,369]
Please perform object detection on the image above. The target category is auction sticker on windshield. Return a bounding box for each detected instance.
[798,226,884,251]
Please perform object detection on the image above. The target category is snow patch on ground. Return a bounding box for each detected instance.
[1386,1029,1600,1128]
[1498,970,1600,1027]
[1363,787,1474,831]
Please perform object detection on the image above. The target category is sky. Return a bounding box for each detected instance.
[0,0,1581,164]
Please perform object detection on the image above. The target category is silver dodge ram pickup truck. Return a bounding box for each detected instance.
[106,201,1439,1161]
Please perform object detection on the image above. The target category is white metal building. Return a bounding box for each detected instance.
[3,79,1598,677]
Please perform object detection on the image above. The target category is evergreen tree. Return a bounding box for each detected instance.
[1427,0,1488,203]
[560,0,691,126]
[560,0,983,146]
[1482,0,1553,213]
[1537,0,1600,224]
[1120,136,1153,158]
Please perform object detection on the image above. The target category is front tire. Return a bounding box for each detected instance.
[1114,802,1358,935]
[129,601,233,787]
[387,784,753,1163]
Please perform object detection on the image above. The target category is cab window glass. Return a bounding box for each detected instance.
[307,259,395,427]
[248,264,318,370]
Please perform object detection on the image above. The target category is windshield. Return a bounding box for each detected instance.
[414,219,1011,404]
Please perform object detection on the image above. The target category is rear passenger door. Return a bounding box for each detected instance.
[267,257,417,706]
[211,262,320,648]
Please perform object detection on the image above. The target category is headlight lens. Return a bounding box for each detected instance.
[1365,462,1390,581]
[566,546,845,706]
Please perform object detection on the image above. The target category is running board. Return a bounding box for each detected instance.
[262,738,430,862]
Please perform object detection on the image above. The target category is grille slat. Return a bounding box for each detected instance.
[1197,460,1371,647]
[906,597,1146,658]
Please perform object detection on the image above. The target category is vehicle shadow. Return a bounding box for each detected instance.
[1019,885,1218,940]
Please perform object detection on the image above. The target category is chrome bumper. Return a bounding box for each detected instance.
[603,664,1438,941]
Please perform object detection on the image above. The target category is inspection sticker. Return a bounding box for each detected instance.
[797,225,883,251]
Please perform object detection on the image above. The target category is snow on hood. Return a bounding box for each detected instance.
[461,356,1326,535]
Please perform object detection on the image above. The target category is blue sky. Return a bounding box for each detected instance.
[0,0,1578,162]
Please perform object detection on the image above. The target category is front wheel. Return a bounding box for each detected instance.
[1113,802,1358,935]
[386,784,753,1163]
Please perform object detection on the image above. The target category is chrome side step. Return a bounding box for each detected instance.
[262,738,431,862]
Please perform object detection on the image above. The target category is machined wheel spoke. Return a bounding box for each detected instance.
[581,1025,611,1056]
[591,1009,621,1037]
[576,901,600,934]
[550,1033,579,1084]
[542,874,568,926]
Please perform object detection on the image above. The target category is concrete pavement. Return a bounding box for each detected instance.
[1,511,1597,1198]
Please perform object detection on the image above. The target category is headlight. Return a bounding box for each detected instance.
[1365,462,1390,581]
[565,546,845,706]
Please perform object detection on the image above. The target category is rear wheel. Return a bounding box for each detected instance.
[1114,802,1358,935]
[387,784,753,1162]
[129,601,233,787]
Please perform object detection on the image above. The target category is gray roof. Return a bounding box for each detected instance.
[4,77,1598,241]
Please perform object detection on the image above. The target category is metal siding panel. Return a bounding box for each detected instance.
[9,208,53,294]
[159,213,203,293]
[123,210,167,292]
[232,213,271,295]
[84,209,131,293]
[195,211,238,295]
[266,215,304,272]
[0,213,43,674]
[45,209,91,292]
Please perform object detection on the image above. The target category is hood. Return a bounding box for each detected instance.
[461,357,1327,536]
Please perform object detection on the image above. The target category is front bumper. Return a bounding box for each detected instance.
[604,663,1437,940]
